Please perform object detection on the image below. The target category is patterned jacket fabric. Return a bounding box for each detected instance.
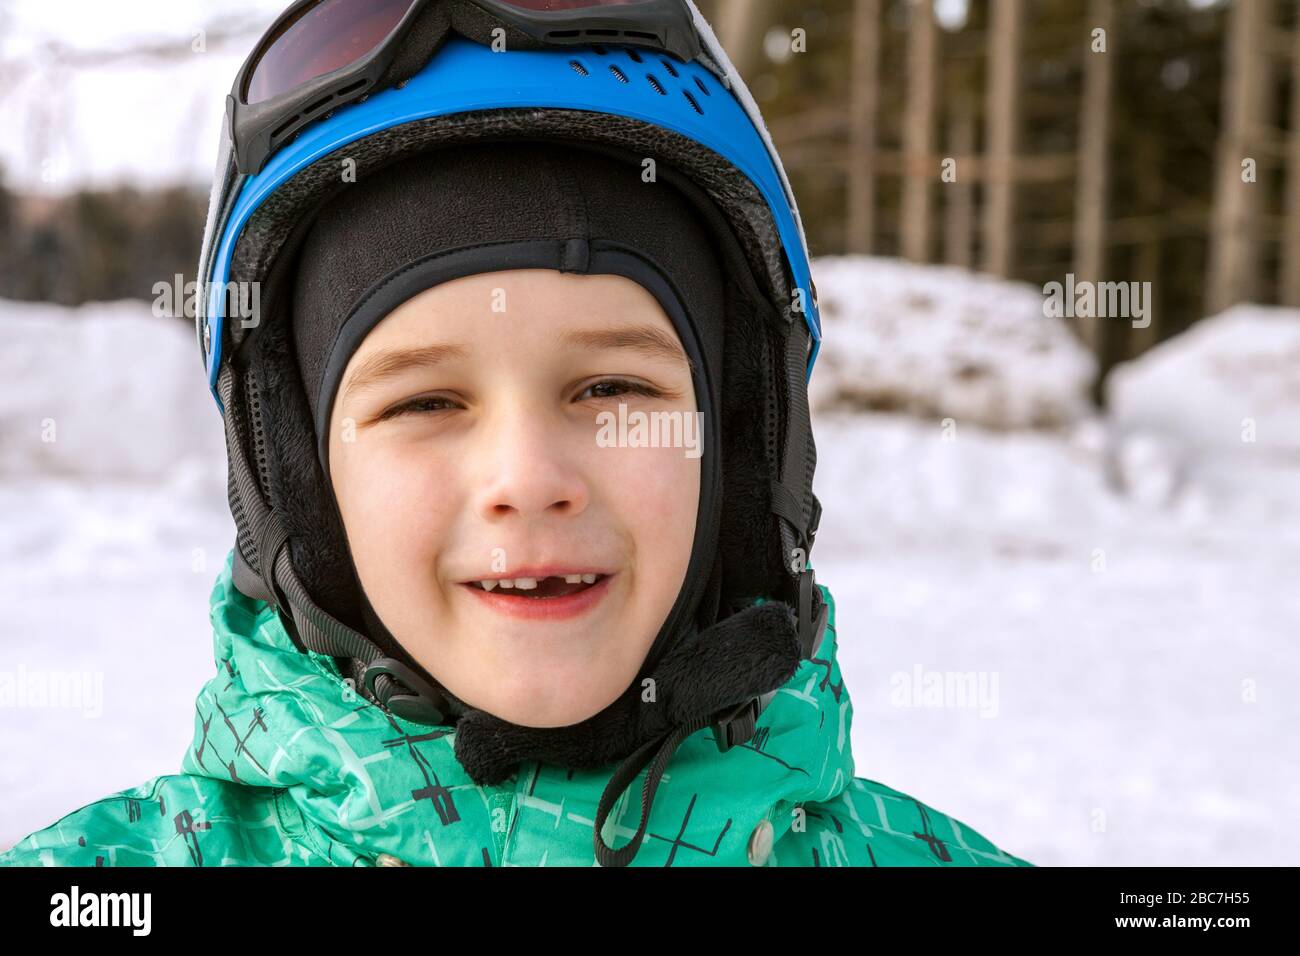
[1,551,1032,867]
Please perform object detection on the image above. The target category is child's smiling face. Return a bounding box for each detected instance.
[327,268,700,728]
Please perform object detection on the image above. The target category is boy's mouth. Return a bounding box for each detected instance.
[459,571,614,621]
[464,573,606,598]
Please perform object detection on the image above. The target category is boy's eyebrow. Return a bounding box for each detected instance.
[342,327,689,404]
[342,343,468,403]
[560,326,692,368]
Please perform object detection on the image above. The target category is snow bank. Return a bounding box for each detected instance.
[1107,304,1300,458]
[0,299,226,480]
[1104,305,1300,522]
[808,256,1097,429]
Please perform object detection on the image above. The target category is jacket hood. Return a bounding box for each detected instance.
[184,549,852,866]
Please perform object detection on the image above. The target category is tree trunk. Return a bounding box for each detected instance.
[1207,0,1272,314]
[714,0,776,79]
[1282,20,1300,307]
[944,93,976,269]
[982,0,1024,277]
[901,0,937,262]
[1073,0,1114,352]
[847,0,881,255]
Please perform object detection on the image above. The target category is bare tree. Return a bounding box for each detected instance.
[982,0,1024,277]
[901,0,937,263]
[1073,0,1115,351]
[1283,14,1300,307]
[943,92,976,269]
[1207,0,1272,314]
[714,0,776,78]
[846,0,880,255]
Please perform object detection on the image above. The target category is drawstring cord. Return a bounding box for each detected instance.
[591,576,828,867]
[593,712,715,867]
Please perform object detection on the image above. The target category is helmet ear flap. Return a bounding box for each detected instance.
[238,306,366,636]
[716,280,792,609]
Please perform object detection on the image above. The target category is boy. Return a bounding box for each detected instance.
[0,0,1030,867]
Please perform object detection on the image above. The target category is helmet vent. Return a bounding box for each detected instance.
[562,50,703,115]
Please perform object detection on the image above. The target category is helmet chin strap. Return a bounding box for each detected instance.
[222,361,446,721]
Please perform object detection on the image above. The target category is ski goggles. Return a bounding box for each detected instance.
[229,0,709,176]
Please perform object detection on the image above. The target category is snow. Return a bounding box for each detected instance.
[809,256,1098,429]
[2,270,1298,865]
[0,300,223,479]
[1107,304,1300,452]
[0,300,233,849]
[812,412,1300,866]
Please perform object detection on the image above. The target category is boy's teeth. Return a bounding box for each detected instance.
[477,574,602,592]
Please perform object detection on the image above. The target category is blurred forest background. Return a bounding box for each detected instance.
[0,0,1293,392]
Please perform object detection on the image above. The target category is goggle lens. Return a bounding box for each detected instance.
[245,0,416,105]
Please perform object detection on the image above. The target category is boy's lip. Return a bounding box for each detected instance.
[459,573,615,622]
[459,566,613,583]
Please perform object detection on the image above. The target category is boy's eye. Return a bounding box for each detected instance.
[577,379,663,402]
[378,380,668,418]
[381,395,460,419]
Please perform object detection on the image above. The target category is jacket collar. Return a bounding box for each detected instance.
[182,552,851,866]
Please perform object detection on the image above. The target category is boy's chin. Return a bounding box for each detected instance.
[467,695,611,729]
[463,668,634,729]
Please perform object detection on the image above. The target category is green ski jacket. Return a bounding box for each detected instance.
[1,551,1032,867]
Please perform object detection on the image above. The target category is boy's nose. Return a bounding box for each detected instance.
[472,412,590,522]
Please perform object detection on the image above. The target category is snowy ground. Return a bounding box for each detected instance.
[0,300,233,851]
[2,264,1298,864]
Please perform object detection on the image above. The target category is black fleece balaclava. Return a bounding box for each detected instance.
[285,140,740,767]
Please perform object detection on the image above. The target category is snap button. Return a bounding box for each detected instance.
[747,819,774,866]
[375,852,411,867]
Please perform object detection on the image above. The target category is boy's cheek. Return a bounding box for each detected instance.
[598,446,700,523]
[335,462,461,564]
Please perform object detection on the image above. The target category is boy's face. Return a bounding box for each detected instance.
[327,269,700,728]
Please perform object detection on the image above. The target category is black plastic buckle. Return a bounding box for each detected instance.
[711,689,778,753]
[798,568,829,660]
[363,657,451,726]
[806,494,822,549]
[711,697,759,752]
